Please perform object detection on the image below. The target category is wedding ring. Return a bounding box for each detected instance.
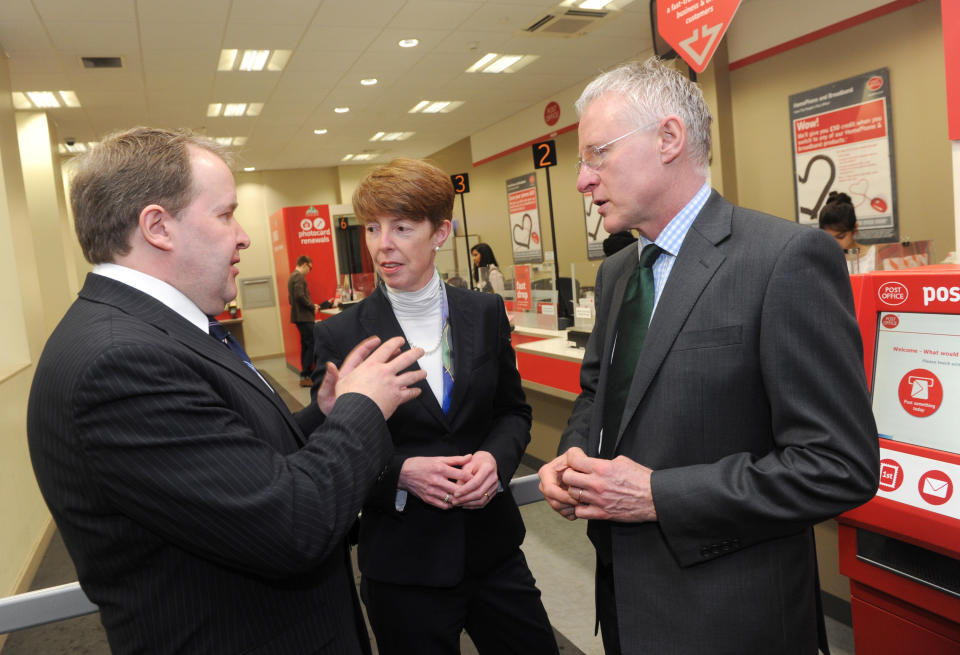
[443,493,451,504]
[483,492,490,498]
[578,489,583,503]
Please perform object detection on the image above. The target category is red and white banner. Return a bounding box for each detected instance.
[656,0,741,73]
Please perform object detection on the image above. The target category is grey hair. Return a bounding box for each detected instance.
[575,57,712,173]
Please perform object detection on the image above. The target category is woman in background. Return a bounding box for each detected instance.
[312,158,557,655]
[471,242,505,294]
[819,191,876,272]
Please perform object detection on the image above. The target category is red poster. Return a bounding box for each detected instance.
[657,0,741,73]
[514,264,532,312]
[271,205,338,371]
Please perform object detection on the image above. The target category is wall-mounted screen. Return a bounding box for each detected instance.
[872,311,960,455]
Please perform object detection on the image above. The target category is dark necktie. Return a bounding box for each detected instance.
[600,244,662,458]
[208,318,274,392]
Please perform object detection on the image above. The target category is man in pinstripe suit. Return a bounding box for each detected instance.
[27,127,426,654]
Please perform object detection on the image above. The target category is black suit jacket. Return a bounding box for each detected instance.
[560,192,879,654]
[313,285,530,586]
[27,273,392,655]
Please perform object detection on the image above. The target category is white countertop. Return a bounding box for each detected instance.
[515,336,584,363]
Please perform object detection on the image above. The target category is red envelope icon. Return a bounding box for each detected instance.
[923,477,950,498]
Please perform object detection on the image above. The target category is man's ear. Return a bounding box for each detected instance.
[658,115,686,165]
[139,204,175,252]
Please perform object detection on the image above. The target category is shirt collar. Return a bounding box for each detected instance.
[639,181,711,256]
[92,263,211,333]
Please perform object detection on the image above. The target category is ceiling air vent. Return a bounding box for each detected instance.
[81,56,123,69]
[524,9,608,36]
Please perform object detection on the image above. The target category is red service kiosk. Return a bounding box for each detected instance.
[838,265,960,654]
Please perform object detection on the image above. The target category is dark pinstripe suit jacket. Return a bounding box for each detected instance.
[27,273,391,655]
[560,191,879,654]
[313,285,530,587]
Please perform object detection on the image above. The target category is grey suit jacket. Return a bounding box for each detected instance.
[559,191,879,654]
[28,273,392,655]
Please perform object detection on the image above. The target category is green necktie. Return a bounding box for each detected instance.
[600,243,662,458]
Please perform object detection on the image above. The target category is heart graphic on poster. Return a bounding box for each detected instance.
[513,213,533,248]
[849,179,869,206]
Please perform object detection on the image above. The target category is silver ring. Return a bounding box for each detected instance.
[443,493,451,503]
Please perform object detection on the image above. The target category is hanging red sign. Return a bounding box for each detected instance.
[657,0,742,74]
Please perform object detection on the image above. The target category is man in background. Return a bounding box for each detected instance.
[28,127,426,655]
[289,254,320,386]
[539,58,878,654]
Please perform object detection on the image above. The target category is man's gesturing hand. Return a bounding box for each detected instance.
[335,336,427,419]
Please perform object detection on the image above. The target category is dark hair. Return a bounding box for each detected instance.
[352,158,453,232]
[818,191,856,232]
[70,127,229,264]
[471,242,498,282]
[602,231,637,256]
[296,255,312,267]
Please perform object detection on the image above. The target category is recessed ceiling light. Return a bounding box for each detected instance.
[313,129,328,135]
[465,53,538,74]
[408,100,464,114]
[334,107,350,114]
[398,38,419,48]
[360,78,378,86]
[244,167,256,172]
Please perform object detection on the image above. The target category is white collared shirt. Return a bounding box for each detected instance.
[92,263,210,333]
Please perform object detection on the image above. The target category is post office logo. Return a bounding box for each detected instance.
[878,282,909,306]
[881,314,899,329]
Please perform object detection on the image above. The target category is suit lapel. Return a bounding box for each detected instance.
[613,193,731,447]
[80,274,304,441]
[360,286,449,428]
[445,286,473,422]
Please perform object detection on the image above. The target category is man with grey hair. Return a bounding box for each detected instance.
[539,58,878,654]
[28,126,427,654]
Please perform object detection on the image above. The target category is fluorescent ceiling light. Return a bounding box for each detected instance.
[233,136,248,145]
[465,53,537,74]
[398,38,419,48]
[224,103,247,117]
[313,128,328,135]
[218,49,238,71]
[360,78,378,86]
[369,132,414,142]
[219,49,291,72]
[244,167,256,172]
[246,103,263,116]
[207,103,223,117]
[239,50,270,71]
[342,153,376,162]
[408,100,463,114]
[58,91,80,107]
[213,136,247,146]
[334,107,350,114]
[267,50,291,71]
[12,93,31,109]
[26,91,60,108]
[577,0,615,8]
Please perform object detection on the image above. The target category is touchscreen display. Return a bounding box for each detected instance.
[872,312,960,455]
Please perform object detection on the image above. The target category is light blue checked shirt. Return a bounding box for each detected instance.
[638,182,711,319]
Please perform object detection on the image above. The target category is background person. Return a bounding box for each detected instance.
[27,127,427,655]
[819,190,876,272]
[538,58,878,655]
[313,158,558,655]
[471,242,505,294]
[289,254,320,386]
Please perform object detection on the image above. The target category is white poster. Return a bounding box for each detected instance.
[789,68,897,242]
[506,173,544,264]
[584,192,609,260]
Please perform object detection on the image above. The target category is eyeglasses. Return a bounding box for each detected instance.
[575,121,658,174]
